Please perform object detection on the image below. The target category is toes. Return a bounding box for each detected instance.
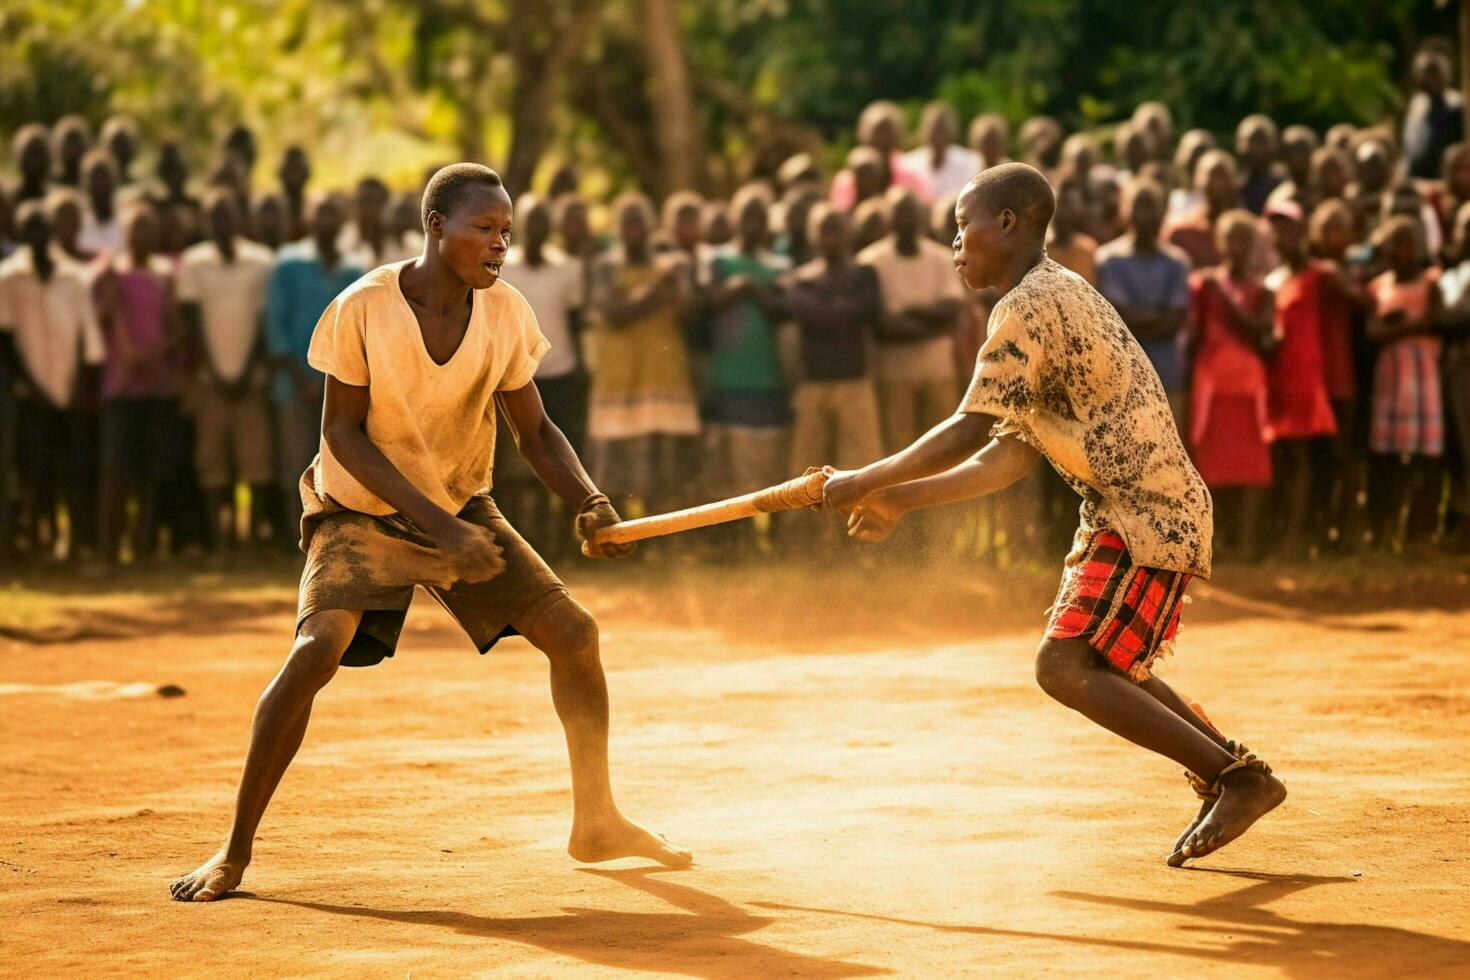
[1165,851,1188,868]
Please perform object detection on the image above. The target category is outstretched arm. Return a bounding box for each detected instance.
[822,410,996,512]
[847,434,1041,542]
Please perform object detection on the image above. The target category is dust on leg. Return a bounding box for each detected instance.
[170,609,360,902]
[522,595,692,869]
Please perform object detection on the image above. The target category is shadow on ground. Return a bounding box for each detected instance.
[753,868,1470,977]
[241,866,886,979]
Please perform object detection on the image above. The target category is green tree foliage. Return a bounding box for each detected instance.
[0,0,1458,194]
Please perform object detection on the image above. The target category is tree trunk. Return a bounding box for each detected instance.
[503,0,602,197]
[505,66,554,197]
[639,0,699,196]
[1461,0,1470,137]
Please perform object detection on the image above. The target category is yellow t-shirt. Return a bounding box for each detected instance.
[305,260,550,518]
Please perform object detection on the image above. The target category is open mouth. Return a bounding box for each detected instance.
[483,261,502,275]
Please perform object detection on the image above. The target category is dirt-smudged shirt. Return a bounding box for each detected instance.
[304,260,550,523]
[960,256,1213,578]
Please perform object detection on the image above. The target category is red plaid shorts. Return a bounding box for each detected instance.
[1044,530,1193,682]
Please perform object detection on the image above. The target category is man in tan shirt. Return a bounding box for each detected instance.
[171,164,689,903]
[823,164,1286,871]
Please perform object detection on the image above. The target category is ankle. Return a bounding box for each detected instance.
[221,839,253,863]
[571,809,625,833]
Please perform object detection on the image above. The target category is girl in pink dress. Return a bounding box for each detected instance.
[1366,215,1444,548]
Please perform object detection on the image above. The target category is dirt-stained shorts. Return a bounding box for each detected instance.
[296,494,569,667]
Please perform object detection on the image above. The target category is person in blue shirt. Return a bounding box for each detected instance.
[264,193,363,544]
[1097,178,1193,432]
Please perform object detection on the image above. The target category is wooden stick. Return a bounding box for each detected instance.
[590,470,828,546]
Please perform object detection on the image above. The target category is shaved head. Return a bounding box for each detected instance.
[958,162,1055,233]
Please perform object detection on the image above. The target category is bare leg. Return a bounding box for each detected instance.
[1137,674,1227,747]
[1238,487,1266,561]
[1276,441,1312,558]
[1407,457,1445,544]
[170,609,360,901]
[1032,638,1286,865]
[1136,673,1236,861]
[1035,638,1235,777]
[521,595,692,868]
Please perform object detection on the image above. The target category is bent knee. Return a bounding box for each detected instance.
[1033,638,1094,705]
[528,597,600,661]
[287,611,356,685]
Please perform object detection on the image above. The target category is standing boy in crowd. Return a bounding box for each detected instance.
[0,202,105,559]
[784,204,883,508]
[1097,178,1192,429]
[96,203,181,563]
[501,194,587,553]
[705,186,791,523]
[177,190,277,554]
[859,187,965,456]
[265,194,363,543]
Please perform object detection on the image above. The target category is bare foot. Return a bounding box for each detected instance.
[1172,768,1287,865]
[1166,798,1215,868]
[568,816,692,869]
[170,848,248,902]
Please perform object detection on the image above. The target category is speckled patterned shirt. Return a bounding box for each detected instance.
[960,255,1214,578]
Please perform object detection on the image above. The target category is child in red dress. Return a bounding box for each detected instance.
[1309,199,1372,548]
[1188,210,1275,558]
[1263,201,1338,556]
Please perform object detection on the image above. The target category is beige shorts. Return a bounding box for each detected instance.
[703,424,789,500]
[296,491,568,667]
[789,378,884,472]
[877,376,959,455]
[194,384,273,489]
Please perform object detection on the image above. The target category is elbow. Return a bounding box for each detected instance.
[321,417,358,458]
[513,417,558,461]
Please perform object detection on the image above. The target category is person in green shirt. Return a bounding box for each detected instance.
[705,185,791,515]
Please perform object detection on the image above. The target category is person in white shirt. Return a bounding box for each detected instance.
[79,150,124,258]
[339,176,420,267]
[0,202,105,558]
[857,187,966,455]
[903,101,980,202]
[500,193,587,554]
[176,189,277,553]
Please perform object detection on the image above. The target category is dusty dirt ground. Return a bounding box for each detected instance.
[3,555,1469,977]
